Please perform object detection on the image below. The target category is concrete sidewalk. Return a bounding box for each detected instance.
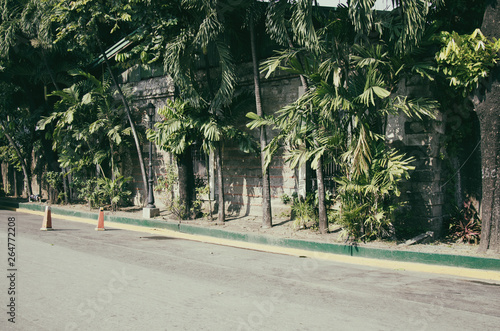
[2,199,500,281]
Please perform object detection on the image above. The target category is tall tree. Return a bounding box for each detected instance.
[434,1,500,252]
[263,0,330,233]
[249,1,273,228]
[50,0,151,202]
[476,0,500,253]
[159,0,240,224]
[250,0,439,238]
[0,0,69,197]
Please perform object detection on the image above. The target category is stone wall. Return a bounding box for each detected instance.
[119,63,464,236]
[119,63,306,217]
[386,77,447,237]
[118,65,176,206]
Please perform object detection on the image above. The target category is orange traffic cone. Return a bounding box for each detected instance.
[95,207,105,231]
[40,206,53,231]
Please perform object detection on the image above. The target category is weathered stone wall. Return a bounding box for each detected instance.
[118,65,176,206]
[221,65,303,217]
[120,63,473,237]
[386,77,447,237]
[120,63,304,218]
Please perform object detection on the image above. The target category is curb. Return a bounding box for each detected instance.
[2,200,500,273]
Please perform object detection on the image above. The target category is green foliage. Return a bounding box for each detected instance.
[447,198,481,244]
[147,99,203,155]
[247,0,440,239]
[43,171,64,204]
[154,164,178,200]
[332,144,414,241]
[78,178,101,209]
[288,190,335,231]
[435,29,500,96]
[281,193,292,205]
[154,163,189,220]
[154,164,209,220]
[290,193,318,230]
[192,181,210,219]
[38,70,132,175]
[97,175,132,212]
[78,175,132,211]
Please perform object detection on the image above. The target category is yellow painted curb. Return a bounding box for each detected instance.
[18,208,500,282]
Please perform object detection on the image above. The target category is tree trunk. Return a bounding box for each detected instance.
[477,1,500,253]
[97,38,149,204]
[62,167,68,204]
[476,90,500,252]
[110,142,115,181]
[0,121,32,197]
[176,145,195,219]
[250,10,273,228]
[216,143,225,224]
[316,157,328,234]
[297,56,328,234]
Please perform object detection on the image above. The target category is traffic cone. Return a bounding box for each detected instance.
[95,207,105,231]
[40,206,53,231]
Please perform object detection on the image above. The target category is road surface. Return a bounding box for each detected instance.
[0,209,499,330]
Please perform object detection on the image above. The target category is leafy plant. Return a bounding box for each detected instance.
[436,29,500,96]
[78,178,100,209]
[154,164,178,200]
[281,193,292,205]
[78,175,132,211]
[332,144,413,241]
[96,175,132,212]
[290,193,318,230]
[448,199,481,244]
[191,182,210,219]
[155,165,209,220]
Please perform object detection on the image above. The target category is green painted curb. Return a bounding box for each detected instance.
[2,200,500,272]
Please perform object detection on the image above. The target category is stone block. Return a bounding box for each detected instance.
[143,207,160,218]
[404,134,430,146]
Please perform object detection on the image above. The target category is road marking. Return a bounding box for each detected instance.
[15,208,500,282]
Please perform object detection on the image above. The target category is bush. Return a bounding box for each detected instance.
[78,175,132,211]
[331,145,413,241]
[155,165,209,220]
[290,193,318,230]
[447,198,481,244]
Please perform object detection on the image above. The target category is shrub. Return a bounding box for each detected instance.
[332,145,413,241]
[155,165,209,220]
[97,175,132,211]
[78,175,132,211]
[290,193,318,230]
[448,198,481,244]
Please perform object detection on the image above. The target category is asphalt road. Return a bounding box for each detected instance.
[1,209,499,331]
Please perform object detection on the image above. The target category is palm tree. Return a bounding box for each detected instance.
[249,1,273,228]
[161,0,239,224]
[262,0,330,233]
[249,0,439,237]
[147,99,199,219]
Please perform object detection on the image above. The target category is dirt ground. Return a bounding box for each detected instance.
[52,202,500,260]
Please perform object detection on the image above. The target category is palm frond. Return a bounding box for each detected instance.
[292,0,321,53]
[265,0,290,47]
